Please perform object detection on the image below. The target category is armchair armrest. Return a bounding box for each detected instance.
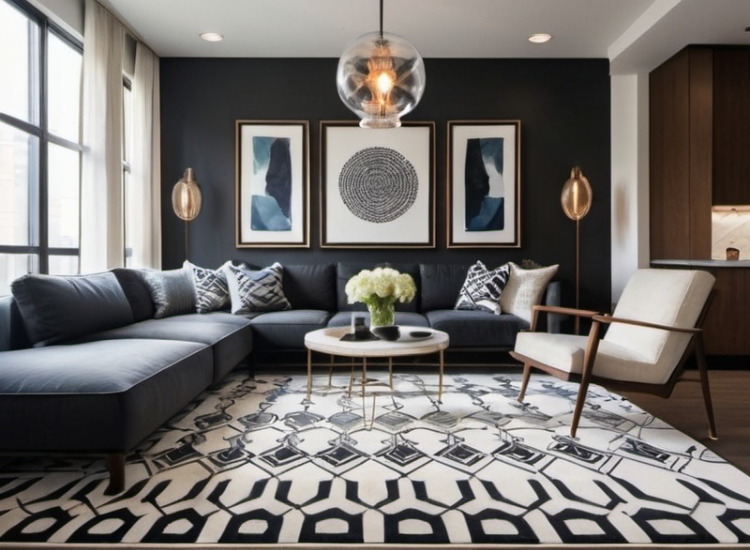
[591,314,701,334]
[530,304,600,332]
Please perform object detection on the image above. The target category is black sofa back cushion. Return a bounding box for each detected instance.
[282,264,336,311]
[336,263,420,312]
[112,268,156,322]
[10,272,135,347]
[420,264,470,311]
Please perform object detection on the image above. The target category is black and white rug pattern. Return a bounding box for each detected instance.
[2,371,750,545]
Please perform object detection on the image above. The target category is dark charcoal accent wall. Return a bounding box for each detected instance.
[160,58,611,312]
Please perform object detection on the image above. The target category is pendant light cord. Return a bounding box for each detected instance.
[379,0,384,38]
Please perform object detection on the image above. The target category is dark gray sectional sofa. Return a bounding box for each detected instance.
[0,261,559,493]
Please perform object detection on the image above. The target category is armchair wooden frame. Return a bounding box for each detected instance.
[510,296,717,440]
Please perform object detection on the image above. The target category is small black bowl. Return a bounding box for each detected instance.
[372,325,400,341]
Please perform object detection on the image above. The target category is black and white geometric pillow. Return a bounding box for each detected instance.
[224,262,291,314]
[184,260,231,314]
[455,261,511,315]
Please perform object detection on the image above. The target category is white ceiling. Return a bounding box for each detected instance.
[102,0,750,74]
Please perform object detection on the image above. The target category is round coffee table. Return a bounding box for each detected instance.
[304,326,450,400]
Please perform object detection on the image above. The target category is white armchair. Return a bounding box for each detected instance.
[510,268,717,439]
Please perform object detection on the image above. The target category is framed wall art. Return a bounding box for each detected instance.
[447,120,521,248]
[235,120,310,248]
[320,120,435,248]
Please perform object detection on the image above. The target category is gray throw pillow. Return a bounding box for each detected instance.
[224,262,291,314]
[10,272,135,346]
[143,267,196,318]
[184,260,231,314]
[455,261,510,315]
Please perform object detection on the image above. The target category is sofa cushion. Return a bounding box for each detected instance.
[336,262,420,312]
[250,309,332,350]
[327,311,429,329]
[142,267,196,318]
[74,312,254,383]
[425,310,527,348]
[455,261,510,314]
[184,260,231,313]
[225,262,292,314]
[283,264,336,311]
[499,262,559,324]
[419,264,469,312]
[10,272,135,347]
[0,339,213,452]
[111,268,155,322]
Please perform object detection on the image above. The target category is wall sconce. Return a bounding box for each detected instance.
[561,166,592,334]
[171,167,202,260]
[336,0,426,128]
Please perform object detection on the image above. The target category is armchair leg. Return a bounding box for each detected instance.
[104,453,125,495]
[695,334,718,440]
[517,363,532,401]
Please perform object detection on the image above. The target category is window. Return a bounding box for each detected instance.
[0,0,82,294]
[123,77,134,266]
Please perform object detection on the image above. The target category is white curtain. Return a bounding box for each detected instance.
[80,0,125,273]
[131,42,161,269]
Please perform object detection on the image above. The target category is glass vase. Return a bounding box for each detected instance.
[367,300,395,328]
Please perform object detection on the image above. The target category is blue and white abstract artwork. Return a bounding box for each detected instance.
[464,137,505,232]
[251,136,292,231]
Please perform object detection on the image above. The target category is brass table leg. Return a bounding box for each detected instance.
[306,348,313,399]
[362,356,367,397]
[438,348,444,402]
[388,356,393,389]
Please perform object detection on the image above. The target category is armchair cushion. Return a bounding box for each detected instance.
[514,332,654,382]
[604,269,714,366]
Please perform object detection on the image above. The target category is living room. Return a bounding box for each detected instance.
[1,0,750,547]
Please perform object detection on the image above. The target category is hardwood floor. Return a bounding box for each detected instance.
[621,369,750,474]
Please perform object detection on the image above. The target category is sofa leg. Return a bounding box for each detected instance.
[104,453,125,495]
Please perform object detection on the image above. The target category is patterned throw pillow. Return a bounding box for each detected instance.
[142,267,196,319]
[184,260,231,314]
[455,261,511,315]
[499,262,559,323]
[224,262,291,314]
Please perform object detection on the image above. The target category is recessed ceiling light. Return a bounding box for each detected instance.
[200,32,224,42]
[528,33,552,44]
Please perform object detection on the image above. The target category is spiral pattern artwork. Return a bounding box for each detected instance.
[338,147,419,223]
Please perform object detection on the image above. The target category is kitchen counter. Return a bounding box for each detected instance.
[652,259,750,268]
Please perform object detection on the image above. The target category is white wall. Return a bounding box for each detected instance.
[610,73,651,305]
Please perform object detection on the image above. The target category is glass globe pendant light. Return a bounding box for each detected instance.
[336,0,426,128]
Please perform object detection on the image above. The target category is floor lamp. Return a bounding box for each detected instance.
[171,168,203,260]
[560,166,592,335]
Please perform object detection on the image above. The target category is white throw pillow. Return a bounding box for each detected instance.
[454,261,510,315]
[224,262,291,314]
[499,262,558,323]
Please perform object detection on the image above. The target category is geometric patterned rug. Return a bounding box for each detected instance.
[1,371,750,546]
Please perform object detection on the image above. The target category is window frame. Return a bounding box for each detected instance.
[0,0,83,274]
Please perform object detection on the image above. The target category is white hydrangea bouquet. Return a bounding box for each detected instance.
[345,267,417,327]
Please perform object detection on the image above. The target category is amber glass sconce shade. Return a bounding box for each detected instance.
[172,168,203,259]
[561,166,592,221]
